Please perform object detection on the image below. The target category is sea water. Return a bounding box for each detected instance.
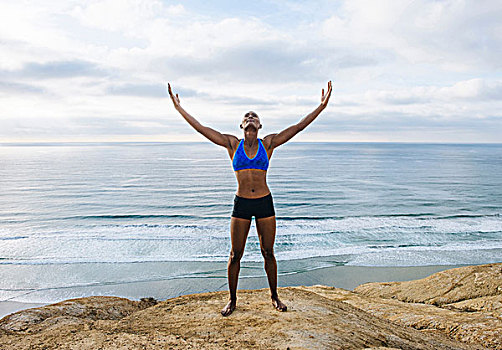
[0,142,501,302]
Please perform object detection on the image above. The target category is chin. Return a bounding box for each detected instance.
[244,125,258,131]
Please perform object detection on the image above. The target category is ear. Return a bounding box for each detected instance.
[240,124,243,129]
[259,124,262,129]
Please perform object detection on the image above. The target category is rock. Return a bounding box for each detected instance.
[354,263,502,306]
[138,297,158,309]
[0,288,474,350]
[0,296,156,332]
[1,264,500,349]
[348,263,502,349]
[299,285,500,349]
[446,295,502,314]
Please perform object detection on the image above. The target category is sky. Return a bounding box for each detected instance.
[0,0,501,143]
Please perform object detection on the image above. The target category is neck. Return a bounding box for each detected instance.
[243,130,258,145]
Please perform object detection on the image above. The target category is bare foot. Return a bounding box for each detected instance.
[221,300,236,316]
[271,296,287,312]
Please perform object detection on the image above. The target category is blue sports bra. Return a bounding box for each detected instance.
[232,139,269,171]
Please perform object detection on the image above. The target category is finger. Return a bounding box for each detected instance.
[322,88,324,97]
[326,85,332,100]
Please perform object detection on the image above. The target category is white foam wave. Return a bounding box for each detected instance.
[0,215,500,266]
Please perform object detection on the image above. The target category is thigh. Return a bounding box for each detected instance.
[254,194,275,219]
[230,217,252,252]
[255,216,276,250]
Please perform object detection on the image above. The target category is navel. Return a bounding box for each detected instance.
[251,189,255,192]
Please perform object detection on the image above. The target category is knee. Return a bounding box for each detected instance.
[261,247,275,261]
[229,250,243,264]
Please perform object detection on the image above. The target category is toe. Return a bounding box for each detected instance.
[221,302,235,317]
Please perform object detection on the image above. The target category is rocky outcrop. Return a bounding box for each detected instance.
[0,288,476,350]
[0,296,157,333]
[299,285,500,349]
[0,263,500,349]
[354,263,502,306]
[348,263,502,349]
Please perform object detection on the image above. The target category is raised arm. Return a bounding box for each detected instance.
[264,81,332,150]
[167,83,237,149]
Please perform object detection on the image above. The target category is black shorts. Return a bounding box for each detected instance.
[231,193,275,220]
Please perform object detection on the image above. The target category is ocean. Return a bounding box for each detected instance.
[0,142,501,303]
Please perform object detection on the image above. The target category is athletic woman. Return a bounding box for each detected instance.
[168,81,332,316]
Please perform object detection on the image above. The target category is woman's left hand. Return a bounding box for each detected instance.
[321,81,332,108]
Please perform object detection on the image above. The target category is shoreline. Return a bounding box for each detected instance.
[0,263,466,319]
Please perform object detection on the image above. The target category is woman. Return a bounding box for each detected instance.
[168,81,332,316]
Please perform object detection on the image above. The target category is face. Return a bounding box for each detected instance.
[241,111,262,131]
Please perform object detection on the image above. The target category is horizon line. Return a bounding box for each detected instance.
[1,141,501,145]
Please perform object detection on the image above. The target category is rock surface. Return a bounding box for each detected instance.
[0,263,500,349]
[350,263,502,349]
[354,263,502,306]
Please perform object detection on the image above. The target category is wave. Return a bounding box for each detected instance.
[3,213,501,240]
[371,213,437,217]
[435,214,501,219]
[279,216,343,220]
[1,241,501,266]
[0,236,28,240]
[273,213,439,221]
[1,213,500,267]
[50,212,501,222]
[57,214,207,220]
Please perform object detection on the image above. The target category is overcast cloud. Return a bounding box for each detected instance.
[0,0,501,142]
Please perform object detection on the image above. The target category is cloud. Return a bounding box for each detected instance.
[70,0,186,34]
[0,114,180,138]
[156,44,315,82]
[446,79,502,101]
[156,41,385,84]
[0,0,500,142]
[0,60,108,80]
[71,115,173,135]
[394,0,502,69]
[0,81,45,94]
[107,83,166,98]
[364,79,502,106]
[213,95,277,106]
[106,83,209,100]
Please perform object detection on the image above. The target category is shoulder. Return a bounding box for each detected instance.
[223,134,240,150]
[262,134,277,151]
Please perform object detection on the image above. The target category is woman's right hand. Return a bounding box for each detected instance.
[167,83,181,109]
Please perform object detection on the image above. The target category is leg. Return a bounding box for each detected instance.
[221,216,251,316]
[256,216,287,312]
